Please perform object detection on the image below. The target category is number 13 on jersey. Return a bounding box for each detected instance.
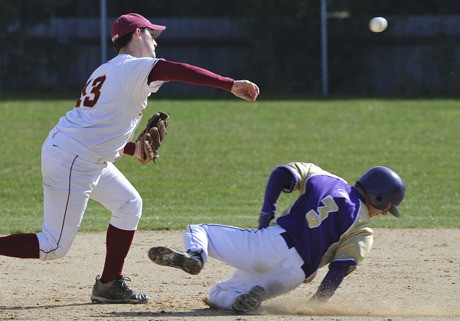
[76,75,107,108]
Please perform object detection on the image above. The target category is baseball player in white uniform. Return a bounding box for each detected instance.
[0,13,259,304]
[148,162,405,313]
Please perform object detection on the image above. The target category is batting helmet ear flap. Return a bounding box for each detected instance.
[356,166,406,217]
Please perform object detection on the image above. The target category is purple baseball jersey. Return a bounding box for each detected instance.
[276,174,367,278]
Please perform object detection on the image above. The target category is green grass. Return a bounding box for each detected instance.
[0,97,459,233]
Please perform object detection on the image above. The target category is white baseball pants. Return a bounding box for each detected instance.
[37,129,142,261]
[184,224,306,310]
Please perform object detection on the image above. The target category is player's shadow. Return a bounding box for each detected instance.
[0,303,94,310]
[96,308,242,318]
[0,304,264,318]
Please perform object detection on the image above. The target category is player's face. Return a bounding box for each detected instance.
[368,203,392,218]
[140,28,158,58]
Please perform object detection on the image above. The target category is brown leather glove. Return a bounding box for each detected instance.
[136,111,169,164]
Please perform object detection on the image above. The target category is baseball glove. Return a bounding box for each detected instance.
[136,111,169,164]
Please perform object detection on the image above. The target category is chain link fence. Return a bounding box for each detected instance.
[1,1,459,96]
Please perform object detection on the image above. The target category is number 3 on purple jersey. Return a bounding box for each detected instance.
[306,196,339,228]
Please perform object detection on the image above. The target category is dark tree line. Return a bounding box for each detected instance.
[1,0,459,94]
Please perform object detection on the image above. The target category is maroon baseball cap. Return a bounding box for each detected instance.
[111,13,166,43]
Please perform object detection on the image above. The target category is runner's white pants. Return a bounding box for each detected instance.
[37,129,142,261]
[184,224,306,310]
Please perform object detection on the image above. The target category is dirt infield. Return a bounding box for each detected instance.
[1,229,459,321]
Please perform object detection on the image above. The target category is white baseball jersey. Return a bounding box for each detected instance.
[56,54,165,162]
[37,54,165,260]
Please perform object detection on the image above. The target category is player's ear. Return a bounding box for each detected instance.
[133,28,143,38]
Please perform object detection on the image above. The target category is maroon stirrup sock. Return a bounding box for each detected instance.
[0,233,40,258]
[100,224,135,283]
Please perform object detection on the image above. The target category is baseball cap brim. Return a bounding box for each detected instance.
[111,13,166,43]
[389,205,400,218]
[149,25,166,39]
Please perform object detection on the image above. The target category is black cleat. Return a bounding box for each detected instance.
[148,246,203,275]
[90,275,149,304]
[232,285,266,313]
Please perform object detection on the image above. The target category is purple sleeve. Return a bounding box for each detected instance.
[310,260,356,302]
[258,166,297,228]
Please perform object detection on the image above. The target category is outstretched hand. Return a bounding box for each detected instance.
[231,80,260,102]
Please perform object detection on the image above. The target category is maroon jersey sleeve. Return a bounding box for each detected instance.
[148,60,234,91]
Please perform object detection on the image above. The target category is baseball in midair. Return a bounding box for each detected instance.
[369,17,388,33]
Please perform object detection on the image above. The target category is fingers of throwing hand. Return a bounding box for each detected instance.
[233,80,259,102]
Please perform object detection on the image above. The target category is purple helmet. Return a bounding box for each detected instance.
[356,166,406,217]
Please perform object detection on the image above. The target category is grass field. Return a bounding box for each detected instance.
[0,97,459,233]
